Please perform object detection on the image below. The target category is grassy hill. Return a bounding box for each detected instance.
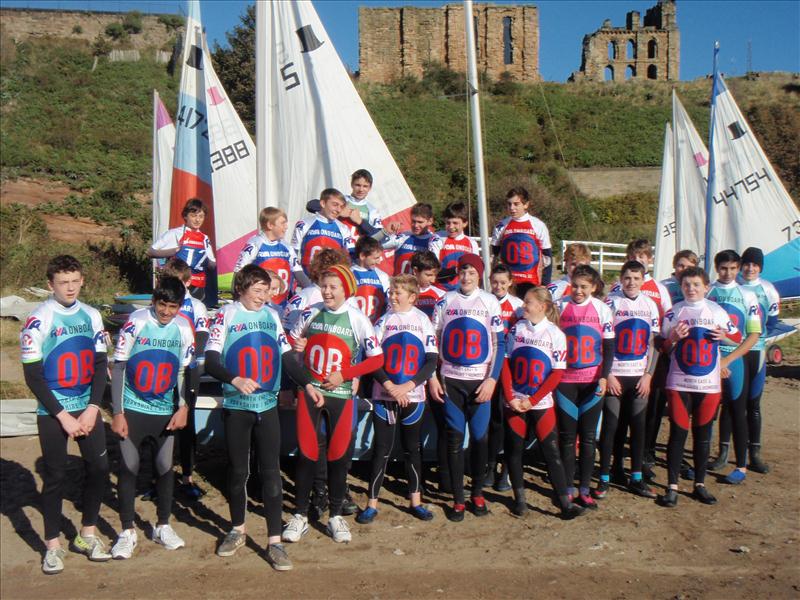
[1,35,798,300]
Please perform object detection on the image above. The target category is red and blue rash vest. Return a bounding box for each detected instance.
[491,214,551,286]
[234,232,303,306]
[282,285,322,332]
[371,307,438,403]
[547,276,571,303]
[707,281,761,356]
[557,296,614,384]
[496,293,523,333]
[416,285,446,321]
[113,308,195,416]
[433,288,504,380]
[291,214,353,276]
[152,225,216,288]
[429,233,480,292]
[610,275,672,322]
[290,303,383,400]
[606,292,660,378]
[20,298,107,416]
[340,196,383,243]
[736,275,780,352]
[352,264,391,324]
[506,317,567,410]
[385,231,440,275]
[662,298,740,394]
[206,302,290,412]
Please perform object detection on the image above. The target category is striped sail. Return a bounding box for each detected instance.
[169,0,214,241]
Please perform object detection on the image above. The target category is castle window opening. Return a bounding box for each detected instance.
[474,16,479,54]
[503,16,514,64]
[607,41,616,60]
[604,65,614,81]
[648,38,658,58]
[626,65,635,79]
[627,39,636,59]
[647,64,657,79]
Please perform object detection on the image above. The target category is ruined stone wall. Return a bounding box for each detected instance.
[570,0,678,83]
[360,3,539,84]
[0,7,180,50]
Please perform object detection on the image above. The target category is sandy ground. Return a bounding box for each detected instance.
[1,370,799,599]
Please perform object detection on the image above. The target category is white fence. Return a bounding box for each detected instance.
[560,240,631,276]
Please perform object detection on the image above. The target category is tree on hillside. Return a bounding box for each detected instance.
[212,4,255,133]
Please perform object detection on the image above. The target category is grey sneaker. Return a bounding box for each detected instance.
[281,514,309,543]
[111,529,138,560]
[153,524,185,550]
[216,530,246,557]
[327,515,352,543]
[266,543,293,571]
[72,534,111,562]
[42,547,66,575]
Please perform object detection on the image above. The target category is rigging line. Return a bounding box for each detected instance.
[534,80,593,241]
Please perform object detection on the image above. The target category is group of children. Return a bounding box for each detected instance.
[23,168,781,575]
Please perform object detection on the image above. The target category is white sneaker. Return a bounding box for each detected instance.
[327,516,352,543]
[111,530,138,560]
[42,547,66,574]
[153,524,185,550]
[281,514,309,543]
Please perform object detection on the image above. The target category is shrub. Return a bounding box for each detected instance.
[104,22,127,41]
[72,25,83,35]
[91,35,112,56]
[122,11,143,34]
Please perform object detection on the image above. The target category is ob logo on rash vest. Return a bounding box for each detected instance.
[510,345,550,395]
[43,335,95,399]
[563,324,602,369]
[675,326,718,377]
[500,231,540,278]
[614,319,650,362]
[442,317,489,366]
[299,219,346,268]
[383,331,425,384]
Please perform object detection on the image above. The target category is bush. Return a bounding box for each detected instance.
[91,35,112,56]
[122,11,143,34]
[72,25,83,35]
[158,14,184,32]
[104,22,127,41]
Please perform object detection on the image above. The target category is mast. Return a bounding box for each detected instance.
[463,0,492,284]
[255,1,268,211]
[703,41,720,268]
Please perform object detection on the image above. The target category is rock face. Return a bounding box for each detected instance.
[359,3,539,84]
[570,0,679,83]
[0,7,180,50]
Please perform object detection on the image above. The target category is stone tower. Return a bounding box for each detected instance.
[569,0,679,82]
[359,3,539,83]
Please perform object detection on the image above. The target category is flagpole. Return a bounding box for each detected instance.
[255,1,267,212]
[703,41,720,269]
[463,0,492,285]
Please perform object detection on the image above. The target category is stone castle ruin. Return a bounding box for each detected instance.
[359,3,539,83]
[570,0,679,82]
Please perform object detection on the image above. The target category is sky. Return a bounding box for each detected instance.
[3,0,799,81]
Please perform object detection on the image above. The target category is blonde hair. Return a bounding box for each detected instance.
[391,273,419,296]
[673,249,699,267]
[564,243,591,264]
[264,269,287,295]
[525,286,560,326]
[259,207,286,229]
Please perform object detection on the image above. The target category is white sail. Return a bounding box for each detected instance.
[200,32,258,288]
[672,91,708,264]
[152,89,175,240]
[653,122,674,281]
[259,0,416,230]
[705,73,800,298]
